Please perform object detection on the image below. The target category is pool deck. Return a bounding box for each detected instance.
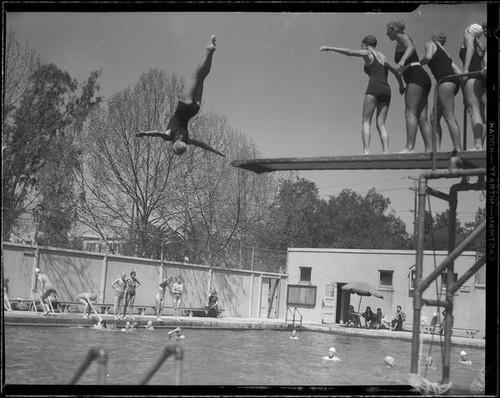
[3,310,484,348]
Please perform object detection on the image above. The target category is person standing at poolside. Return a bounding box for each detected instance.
[386,20,433,153]
[122,271,141,319]
[459,23,486,151]
[321,35,404,154]
[172,277,184,320]
[77,292,99,319]
[420,33,463,152]
[111,272,127,319]
[155,276,173,321]
[3,277,12,311]
[136,35,224,157]
[33,268,57,315]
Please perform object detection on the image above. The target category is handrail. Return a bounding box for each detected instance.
[138,344,184,385]
[294,307,303,328]
[69,347,108,385]
[431,70,484,170]
[286,306,303,328]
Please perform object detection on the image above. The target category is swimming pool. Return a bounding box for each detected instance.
[4,325,484,392]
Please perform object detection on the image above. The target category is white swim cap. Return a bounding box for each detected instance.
[466,23,483,38]
[34,268,41,274]
[329,347,336,353]
[384,356,395,366]
[460,350,467,356]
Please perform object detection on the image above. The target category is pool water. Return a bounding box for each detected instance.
[4,325,484,392]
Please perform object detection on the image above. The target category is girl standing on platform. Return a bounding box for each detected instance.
[420,33,463,152]
[387,20,433,153]
[459,23,486,151]
[321,35,404,155]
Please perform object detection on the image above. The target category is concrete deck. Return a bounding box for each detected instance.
[3,310,484,349]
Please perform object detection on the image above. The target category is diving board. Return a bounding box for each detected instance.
[231,151,486,174]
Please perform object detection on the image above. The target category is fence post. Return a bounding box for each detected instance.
[99,237,108,303]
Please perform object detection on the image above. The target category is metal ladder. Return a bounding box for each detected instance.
[285,306,303,329]
[69,344,184,385]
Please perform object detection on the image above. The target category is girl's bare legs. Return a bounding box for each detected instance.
[416,93,432,152]
[464,78,486,150]
[376,102,390,154]
[438,82,462,151]
[361,95,377,154]
[399,84,431,153]
[430,107,443,150]
[464,79,486,151]
[182,35,217,106]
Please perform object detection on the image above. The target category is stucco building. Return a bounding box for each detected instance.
[286,248,485,337]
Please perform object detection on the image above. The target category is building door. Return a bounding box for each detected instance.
[335,282,351,324]
[260,277,280,318]
[321,283,336,324]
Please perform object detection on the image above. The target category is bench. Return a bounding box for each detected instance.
[183,307,225,318]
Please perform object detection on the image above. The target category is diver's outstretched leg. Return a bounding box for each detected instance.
[182,35,216,106]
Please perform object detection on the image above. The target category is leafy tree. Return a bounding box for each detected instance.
[422,209,468,251]
[2,61,101,243]
[258,177,325,250]
[324,188,411,249]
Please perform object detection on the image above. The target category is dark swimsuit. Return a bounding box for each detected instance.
[459,37,485,84]
[395,48,432,92]
[167,101,200,139]
[364,52,391,103]
[428,42,459,94]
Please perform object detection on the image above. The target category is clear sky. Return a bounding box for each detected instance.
[6,3,488,232]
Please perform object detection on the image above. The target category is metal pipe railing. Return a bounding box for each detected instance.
[69,347,108,385]
[138,344,184,385]
[431,70,483,170]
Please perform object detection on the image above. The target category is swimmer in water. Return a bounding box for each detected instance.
[93,319,107,329]
[384,356,396,367]
[144,320,154,330]
[168,327,185,341]
[459,350,472,365]
[290,329,299,340]
[121,321,132,332]
[322,347,341,361]
[136,35,225,157]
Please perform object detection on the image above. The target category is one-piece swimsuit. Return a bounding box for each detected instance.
[364,51,391,103]
[459,37,485,84]
[428,42,459,94]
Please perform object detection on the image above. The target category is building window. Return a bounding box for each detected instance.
[299,267,312,283]
[379,270,393,287]
[409,269,416,290]
[287,285,317,307]
[440,272,458,288]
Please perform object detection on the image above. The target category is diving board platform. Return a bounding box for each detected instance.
[231,151,486,174]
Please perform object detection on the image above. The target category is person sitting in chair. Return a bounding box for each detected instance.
[207,290,220,318]
[361,306,377,329]
[391,305,406,331]
[347,305,362,327]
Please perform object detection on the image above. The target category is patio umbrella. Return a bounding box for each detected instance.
[341,281,384,312]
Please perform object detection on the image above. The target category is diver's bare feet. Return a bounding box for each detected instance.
[207,35,217,51]
[397,149,414,154]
